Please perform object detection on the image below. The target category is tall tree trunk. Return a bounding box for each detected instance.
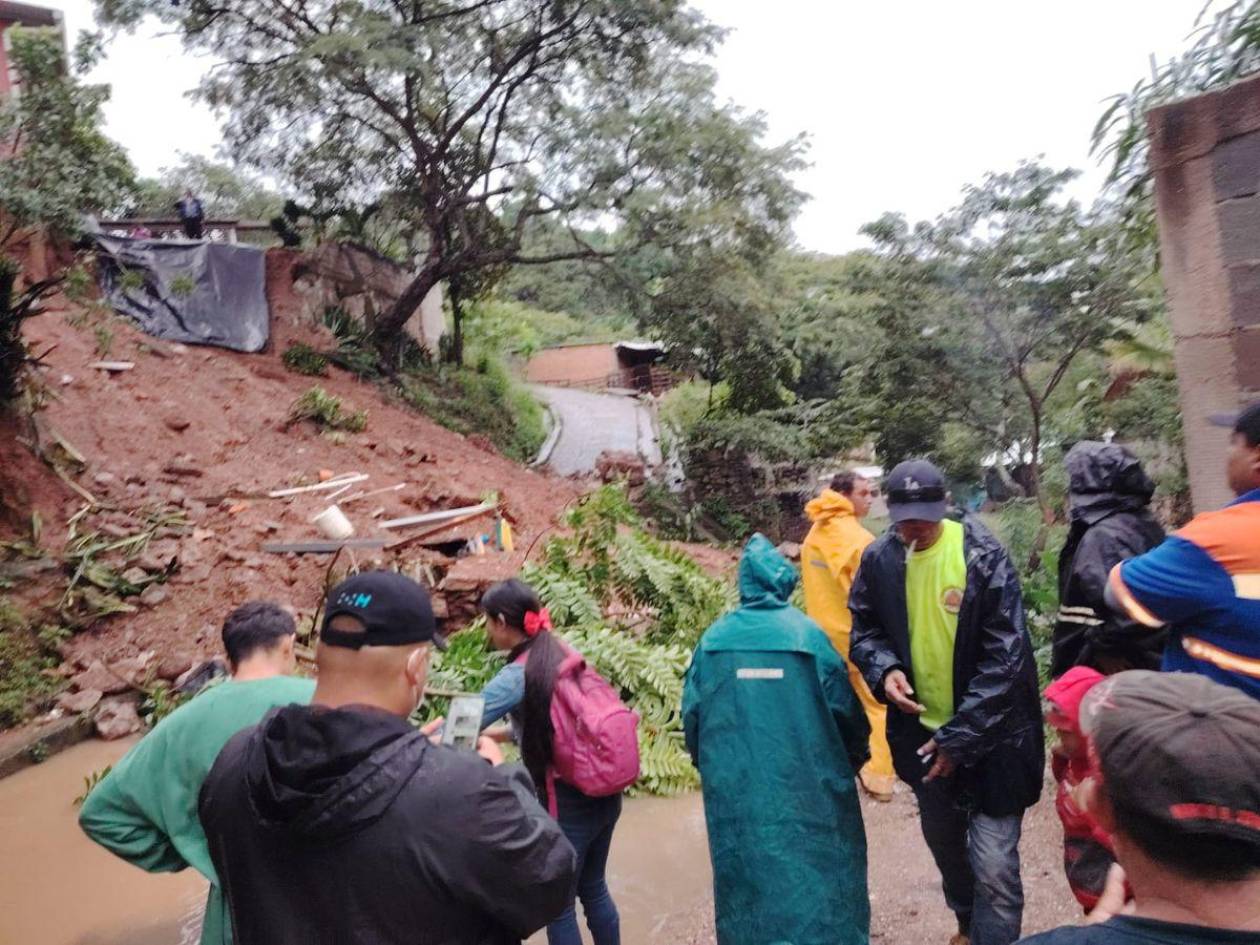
[447,282,464,366]
[371,240,443,367]
[1025,405,1053,574]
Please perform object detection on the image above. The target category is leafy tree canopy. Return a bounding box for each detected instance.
[0,27,135,248]
[129,154,283,221]
[94,0,806,365]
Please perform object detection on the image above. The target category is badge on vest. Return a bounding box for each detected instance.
[942,587,964,615]
[737,668,785,680]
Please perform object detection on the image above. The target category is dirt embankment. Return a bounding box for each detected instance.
[1,253,581,732]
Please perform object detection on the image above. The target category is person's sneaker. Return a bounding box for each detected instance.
[859,769,895,802]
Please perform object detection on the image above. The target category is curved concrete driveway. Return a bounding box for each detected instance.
[532,385,661,477]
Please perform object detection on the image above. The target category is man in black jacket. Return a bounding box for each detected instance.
[1052,442,1166,677]
[851,460,1044,945]
[198,571,576,945]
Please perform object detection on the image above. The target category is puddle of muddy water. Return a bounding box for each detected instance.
[0,737,207,945]
[0,738,713,945]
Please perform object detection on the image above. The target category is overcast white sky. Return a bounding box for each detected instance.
[55,0,1208,254]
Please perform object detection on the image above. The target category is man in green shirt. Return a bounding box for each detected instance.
[79,602,315,945]
[851,460,1044,945]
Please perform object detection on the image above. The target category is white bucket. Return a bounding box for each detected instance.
[312,505,354,540]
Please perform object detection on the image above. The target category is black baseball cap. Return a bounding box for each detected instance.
[320,571,446,651]
[1081,671,1260,847]
[1209,401,1260,446]
[884,459,948,523]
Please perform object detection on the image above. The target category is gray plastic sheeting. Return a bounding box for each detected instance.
[94,235,270,352]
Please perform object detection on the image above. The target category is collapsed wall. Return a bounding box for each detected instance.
[270,243,445,354]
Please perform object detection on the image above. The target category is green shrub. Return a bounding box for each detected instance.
[0,598,63,729]
[168,274,196,298]
[93,322,114,358]
[400,352,544,462]
[118,269,145,293]
[282,342,329,376]
[287,386,368,432]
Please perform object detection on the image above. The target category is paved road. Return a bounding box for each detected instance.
[532,385,661,476]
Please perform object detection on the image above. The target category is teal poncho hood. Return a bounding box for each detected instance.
[737,533,798,607]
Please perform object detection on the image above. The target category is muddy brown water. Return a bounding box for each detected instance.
[0,738,713,945]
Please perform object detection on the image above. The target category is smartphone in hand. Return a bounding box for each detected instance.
[441,695,485,752]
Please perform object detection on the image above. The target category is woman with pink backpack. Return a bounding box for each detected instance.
[477,579,639,945]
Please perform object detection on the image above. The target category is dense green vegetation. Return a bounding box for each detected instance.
[420,486,734,796]
[0,28,136,402]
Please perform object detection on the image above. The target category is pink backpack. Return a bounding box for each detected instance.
[517,648,641,814]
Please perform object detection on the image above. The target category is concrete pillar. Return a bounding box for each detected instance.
[1148,73,1260,512]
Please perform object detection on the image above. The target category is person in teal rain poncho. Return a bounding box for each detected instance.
[683,533,871,945]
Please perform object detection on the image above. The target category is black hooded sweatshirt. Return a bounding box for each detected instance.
[1052,441,1167,677]
[198,703,576,945]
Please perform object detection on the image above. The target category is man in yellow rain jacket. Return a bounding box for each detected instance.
[802,470,894,801]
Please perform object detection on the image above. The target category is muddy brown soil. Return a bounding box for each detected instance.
[4,276,580,693]
[672,780,1080,945]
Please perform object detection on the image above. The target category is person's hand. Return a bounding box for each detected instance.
[420,717,444,745]
[917,738,956,782]
[1086,863,1134,924]
[476,735,504,766]
[884,670,926,715]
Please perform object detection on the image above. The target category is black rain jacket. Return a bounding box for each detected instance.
[199,703,576,945]
[849,517,1044,816]
[1052,442,1167,677]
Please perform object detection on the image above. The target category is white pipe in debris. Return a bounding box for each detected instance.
[381,502,494,530]
[267,473,368,499]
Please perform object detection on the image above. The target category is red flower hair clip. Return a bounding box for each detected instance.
[523,608,552,637]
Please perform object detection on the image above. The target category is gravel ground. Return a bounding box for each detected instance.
[670,777,1081,945]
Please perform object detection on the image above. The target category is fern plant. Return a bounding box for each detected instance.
[420,486,734,796]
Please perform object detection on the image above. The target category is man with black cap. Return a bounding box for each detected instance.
[1018,670,1260,944]
[850,459,1044,945]
[1106,401,1260,699]
[198,570,576,945]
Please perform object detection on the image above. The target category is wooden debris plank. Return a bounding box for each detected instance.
[381,502,493,531]
[262,538,389,554]
[339,483,407,505]
[386,507,496,552]
[89,361,136,372]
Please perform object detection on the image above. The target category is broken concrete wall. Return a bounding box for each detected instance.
[274,243,445,354]
[1148,73,1260,512]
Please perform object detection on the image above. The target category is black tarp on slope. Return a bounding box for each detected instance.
[94,235,270,352]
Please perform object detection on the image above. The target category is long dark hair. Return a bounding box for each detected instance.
[481,579,563,796]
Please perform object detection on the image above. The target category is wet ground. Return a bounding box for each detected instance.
[1,738,1077,945]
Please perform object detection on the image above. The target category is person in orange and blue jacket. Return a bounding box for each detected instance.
[1106,402,1260,700]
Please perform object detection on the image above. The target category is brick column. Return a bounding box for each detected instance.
[1148,74,1260,512]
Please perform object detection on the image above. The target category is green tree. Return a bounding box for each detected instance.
[864,163,1155,513]
[1092,1,1260,248]
[0,27,136,401]
[96,0,804,366]
[129,154,283,221]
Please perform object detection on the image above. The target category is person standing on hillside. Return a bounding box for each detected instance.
[684,534,871,945]
[850,459,1044,945]
[1106,402,1260,699]
[199,571,575,945]
[801,469,893,801]
[1017,671,1260,945]
[79,601,315,945]
[1052,441,1166,677]
[176,189,205,239]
